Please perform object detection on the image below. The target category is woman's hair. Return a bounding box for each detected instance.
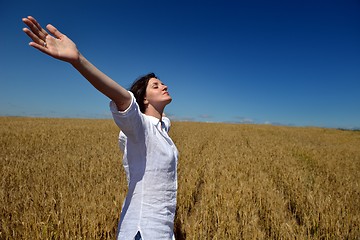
[130,72,157,113]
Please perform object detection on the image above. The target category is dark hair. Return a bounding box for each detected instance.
[130,72,157,113]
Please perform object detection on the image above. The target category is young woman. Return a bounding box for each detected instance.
[22,16,178,240]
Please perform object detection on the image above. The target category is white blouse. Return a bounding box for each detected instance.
[110,92,178,240]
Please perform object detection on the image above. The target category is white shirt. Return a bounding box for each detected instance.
[110,92,178,240]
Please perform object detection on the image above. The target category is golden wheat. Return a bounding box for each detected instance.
[1,117,359,239]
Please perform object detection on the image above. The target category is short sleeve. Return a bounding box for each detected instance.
[110,91,144,142]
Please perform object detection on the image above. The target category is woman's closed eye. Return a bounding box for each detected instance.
[152,83,164,89]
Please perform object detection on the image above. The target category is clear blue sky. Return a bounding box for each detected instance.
[1,0,359,129]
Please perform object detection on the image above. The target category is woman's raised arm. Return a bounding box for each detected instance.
[22,16,131,111]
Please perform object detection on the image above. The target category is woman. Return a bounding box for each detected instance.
[22,16,178,240]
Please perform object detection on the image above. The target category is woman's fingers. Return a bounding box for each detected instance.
[22,16,63,48]
[22,16,79,62]
[22,16,47,41]
[46,24,63,39]
[23,28,48,51]
[28,16,48,38]
[22,27,46,47]
[22,17,50,52]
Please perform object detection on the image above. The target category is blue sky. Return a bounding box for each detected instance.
[1,0,359,129]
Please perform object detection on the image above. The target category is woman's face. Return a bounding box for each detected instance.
[144,78,172,108]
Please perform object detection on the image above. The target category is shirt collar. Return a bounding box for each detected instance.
[146,115,162,126]
[145,115,167,133]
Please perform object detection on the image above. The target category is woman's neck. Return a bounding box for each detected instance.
[144,105,163,120]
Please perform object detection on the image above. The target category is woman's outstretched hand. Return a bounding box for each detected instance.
[22,16,79,64]
[22,16,131,110]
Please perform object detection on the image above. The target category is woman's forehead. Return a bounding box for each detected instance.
[148,78,162,85]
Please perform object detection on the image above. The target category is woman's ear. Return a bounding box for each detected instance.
[143,98,149,111]
[143,97,149,105]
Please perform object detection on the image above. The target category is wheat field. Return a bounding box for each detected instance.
[1,117,359,239]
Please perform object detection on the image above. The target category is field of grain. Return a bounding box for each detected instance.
[1,117,359,239]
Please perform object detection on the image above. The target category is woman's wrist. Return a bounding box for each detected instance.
[70,52,84,68]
